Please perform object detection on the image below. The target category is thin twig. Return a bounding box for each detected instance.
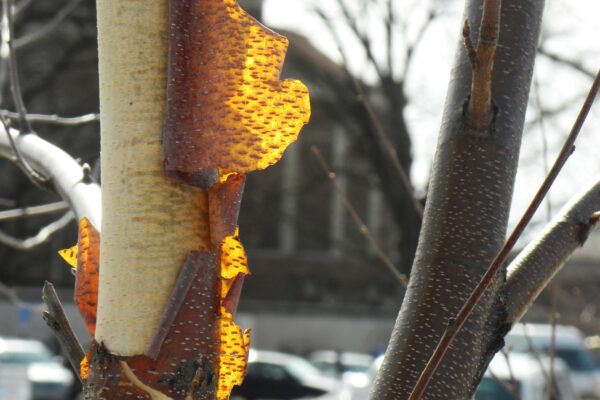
[464,0,502,128]
[0,200,68,221]
[408,69,600,400]
[500,350,522,400]
[351,77,424,218]
[333,0,385,80]
[0,280,44,310]
[14,0,84,49]
[403,10,436,79]
[547,284,559,400]
[311,145,408,287]
[0,211,73,250]
[0,116,48,186]
[42,281,85,381]
[538,48,596,79]
[0,110,99,125]
[1,0,48,186]
[488,370,517,398]
[4,0,31,133]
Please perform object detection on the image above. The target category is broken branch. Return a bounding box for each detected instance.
[42,281,85,381]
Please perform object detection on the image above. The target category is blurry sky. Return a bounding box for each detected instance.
[264,0,600,240]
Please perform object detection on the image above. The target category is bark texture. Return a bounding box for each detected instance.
[96,0,209,356]
[504,176,600,323]
[369,1,545,398]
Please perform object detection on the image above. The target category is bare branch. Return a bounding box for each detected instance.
[311,145,408,287]
[409,68,600,400]
[3,0,32,133]
[0,200,68,221]
[403,9,436,79]
[0,126,101,228]
[0,211,73,250]
[503,176,600,322]
[13,0,84,49]
[351,77,423,218]
[42,281,85,381]
[538,47,596,79]
[0,110,99,125]
[0,116,48,186]
[334,0,386,80]
[0,280,43,310]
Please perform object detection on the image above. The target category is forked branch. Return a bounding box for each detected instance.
[503,176,600,323]
[408,69,600,399]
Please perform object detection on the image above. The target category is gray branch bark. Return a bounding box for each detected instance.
[503,176,600,323]
[369,0,545,398]
[0,127,101,228]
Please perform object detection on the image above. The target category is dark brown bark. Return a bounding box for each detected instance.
[369,0,545,398]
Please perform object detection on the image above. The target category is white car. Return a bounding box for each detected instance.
[0,338,74,400]
[505,323,600,399]
[231,349,353,400]
[476,352,577,400]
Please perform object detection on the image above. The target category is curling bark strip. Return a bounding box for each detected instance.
[80,0,309,399]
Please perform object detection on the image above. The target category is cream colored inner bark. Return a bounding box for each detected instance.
[96,0,205,355]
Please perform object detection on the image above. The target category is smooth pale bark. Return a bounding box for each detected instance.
[369,0,545,398]
[96,0,209,356]
[0,128,101,228]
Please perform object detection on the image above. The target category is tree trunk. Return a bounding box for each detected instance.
[369,0,545,398]
[96,0,208,357]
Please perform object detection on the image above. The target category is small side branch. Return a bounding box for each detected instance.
[311,146,408,287]
[42,281,85,381]
[503,177,600,323]
[0,211,73,250]
[0,200,68,221]
[0,110,99,126]
[464,0,502,129]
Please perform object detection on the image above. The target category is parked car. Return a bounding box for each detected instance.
[475,352,577,400]
[0,337,74,400]
[505,323,600,398]
[306,351,373,389]
[231,349,353,400]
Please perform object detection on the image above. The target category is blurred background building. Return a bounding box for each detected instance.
[1,0,600,358]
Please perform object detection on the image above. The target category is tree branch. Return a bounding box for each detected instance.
[13,0,84,49]
[0,211,73,250]
[538,47,596,79]
[408,68,600,400]
[42,281,85,381]
[312,145,408,287]
[0,200,68,221]
[0,126,101,228]
[0,110,99,125]
[351,77,423,218]
[503,176,600,323]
